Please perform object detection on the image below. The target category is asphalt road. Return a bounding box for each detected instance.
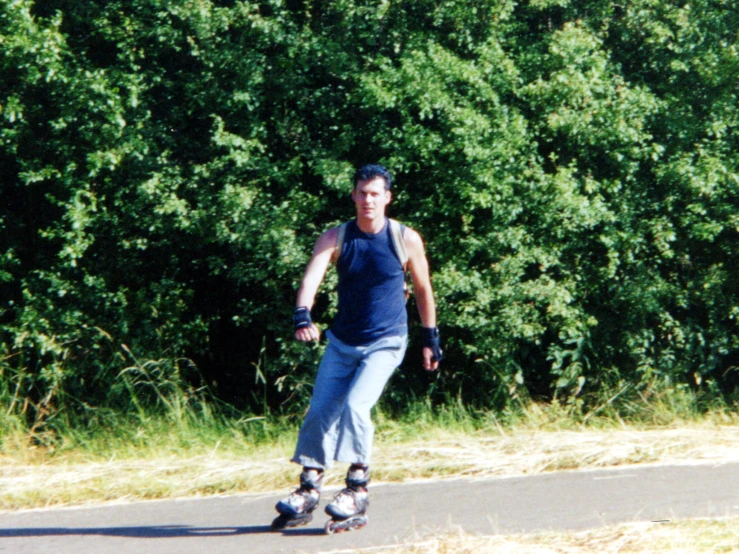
[1,462,738,553]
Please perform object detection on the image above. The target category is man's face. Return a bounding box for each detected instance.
[352,177,391,222]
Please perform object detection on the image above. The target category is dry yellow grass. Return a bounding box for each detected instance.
[1,422,738,511]
[372,425,739,482]
[377,518,739,553]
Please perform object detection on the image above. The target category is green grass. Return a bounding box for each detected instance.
[0,380,737,511]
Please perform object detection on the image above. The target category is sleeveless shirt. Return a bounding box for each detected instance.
[330,218,408,346]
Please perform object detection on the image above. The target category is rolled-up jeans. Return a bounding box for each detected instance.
[292,330,408,469]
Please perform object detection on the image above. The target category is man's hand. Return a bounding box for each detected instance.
[422,346,439,371]
[294,307,321,342]
[421,327,442,371]
[295,323,321,342]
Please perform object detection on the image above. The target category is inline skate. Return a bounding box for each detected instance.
[324,465,370,534]
[271,468,323,530]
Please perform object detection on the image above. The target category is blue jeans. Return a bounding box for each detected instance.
[292,331,408,469]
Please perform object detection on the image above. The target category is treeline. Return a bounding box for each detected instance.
[1,0,738,431]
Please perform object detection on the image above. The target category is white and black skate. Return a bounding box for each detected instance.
[324,487,369,533]
[271,468,322,531]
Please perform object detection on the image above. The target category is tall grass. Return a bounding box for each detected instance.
[2,356,737,459]
[0,348,297,462]
[0,349,737,510]
[376,374,737,440]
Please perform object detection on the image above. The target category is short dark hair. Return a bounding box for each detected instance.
[353,163,393,190]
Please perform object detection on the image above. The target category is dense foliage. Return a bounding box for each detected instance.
[2,0,738,431]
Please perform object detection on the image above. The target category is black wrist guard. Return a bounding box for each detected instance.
[293,307,312,331]
[421,327,443,362]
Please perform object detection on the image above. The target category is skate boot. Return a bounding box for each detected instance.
[324,465,370,534]
[271,468,323,530]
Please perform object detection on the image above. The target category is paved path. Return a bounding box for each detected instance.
[1,462,738,553]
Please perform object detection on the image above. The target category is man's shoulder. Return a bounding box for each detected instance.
[324,222,351,262]
[395,222,420,242]
[321,224,343,238]
[324,220,354,236]
[398,225,424,260]
[313,225,341,254]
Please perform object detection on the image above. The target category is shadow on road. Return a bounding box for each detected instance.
[280,526,328,536]
[0,525,287,538]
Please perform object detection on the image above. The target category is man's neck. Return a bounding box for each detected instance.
[355,215,386,235]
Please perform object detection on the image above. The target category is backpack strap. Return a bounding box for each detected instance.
[388,218,408,271]
[331,222,350,263]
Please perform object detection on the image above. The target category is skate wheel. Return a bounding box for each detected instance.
[351,515,368,530]
[324,515,368,534]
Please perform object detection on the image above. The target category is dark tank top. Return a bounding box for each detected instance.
[331,219,408,346]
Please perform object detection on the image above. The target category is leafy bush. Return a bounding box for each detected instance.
[1,0,737,433]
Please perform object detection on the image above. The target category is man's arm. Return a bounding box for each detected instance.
[405,228,440,371]
[294,227,338,342]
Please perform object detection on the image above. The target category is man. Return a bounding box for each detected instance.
[271,163,442,533]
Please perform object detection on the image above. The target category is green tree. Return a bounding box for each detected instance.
[1,0,737,433]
